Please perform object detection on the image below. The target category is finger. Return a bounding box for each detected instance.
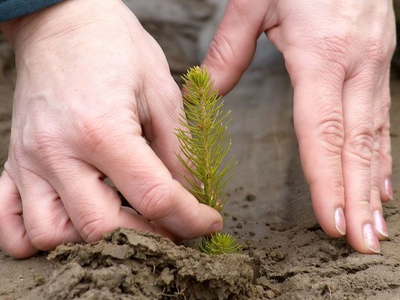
[342,69,379,254]
[17,170,83,250]
[141,74,190,183]
[379,70,393,202]
[0,167,37,259]
[202,0,266,95]
[84,125,223,240]
[292,63,346,239]
[370,127,388,240]
[47,159,178,243]
[370,70,389,240]
[380,118,392,201]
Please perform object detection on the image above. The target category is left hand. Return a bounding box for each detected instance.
[202,0,396,253]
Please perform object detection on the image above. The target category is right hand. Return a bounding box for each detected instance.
[0,0,222,259]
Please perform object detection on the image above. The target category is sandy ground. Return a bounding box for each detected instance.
[0,36,400,299]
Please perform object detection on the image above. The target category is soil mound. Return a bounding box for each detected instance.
[23,228,258,300]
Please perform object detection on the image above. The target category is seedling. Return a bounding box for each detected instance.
[199,232,242,255]
[176,66,242,254]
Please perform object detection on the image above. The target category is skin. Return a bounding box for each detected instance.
[0,0,395,258]
[203,0,396,253]
[0,0,222,259]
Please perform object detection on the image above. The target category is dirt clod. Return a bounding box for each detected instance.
[23,229,257,300]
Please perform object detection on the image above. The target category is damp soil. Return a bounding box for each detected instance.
[1,38,400,299]
[22,228,257,300]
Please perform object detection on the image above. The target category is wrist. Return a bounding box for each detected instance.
[0,0,124,48]
[0,17,32,46]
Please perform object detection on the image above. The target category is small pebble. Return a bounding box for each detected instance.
[266,290,276,299]
[245,194,256,201]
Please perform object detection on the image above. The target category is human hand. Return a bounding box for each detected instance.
[203,0,396,253]
[0,0,222,259]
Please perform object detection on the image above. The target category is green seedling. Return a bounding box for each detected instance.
[199,232,243,255]
[176,66,242,255]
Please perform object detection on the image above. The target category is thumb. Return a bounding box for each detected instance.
[202,0,266,95]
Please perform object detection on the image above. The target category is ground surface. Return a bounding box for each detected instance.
[0,36,400,299]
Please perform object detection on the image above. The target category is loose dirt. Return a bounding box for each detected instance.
[1,36,400,299]
[22,228,256,300]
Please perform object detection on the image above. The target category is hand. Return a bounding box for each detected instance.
[0,0,222,259]
[203,0,396,253]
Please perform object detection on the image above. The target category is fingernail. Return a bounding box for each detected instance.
[373,210,389,238]
[385,177,393,200]
[334,207,346,235]
[208,222,222,234]
[363,223,380,253]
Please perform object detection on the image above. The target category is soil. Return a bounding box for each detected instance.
[1,37,400,299]
[21,228,256,300]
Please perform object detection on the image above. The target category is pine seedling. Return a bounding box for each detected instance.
[176,66,242,255]
[199,232,243,255]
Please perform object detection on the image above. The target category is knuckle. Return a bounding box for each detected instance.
[137,183,172,220]
[75,110,123,155]
[343,126,374,165]
[354,196,371,212]
[20,130,64,165]
[29,226,58,250]
[206,34,235,71]
[288,36,349,83]
[142,34,170,70]
[314,35,350,72]
[365,39,388,66]
[78,116,108,149]
[160,83,183,118]
[0,239,34,259]
[315,114,345,154]
[181,209,203,239]
[79,215,108,242]
[364,29,397,69]
[308,175,344,197]
[321,35,349,56]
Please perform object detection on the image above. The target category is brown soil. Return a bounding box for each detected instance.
[1,36,400,299]
[22,228,256,300]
